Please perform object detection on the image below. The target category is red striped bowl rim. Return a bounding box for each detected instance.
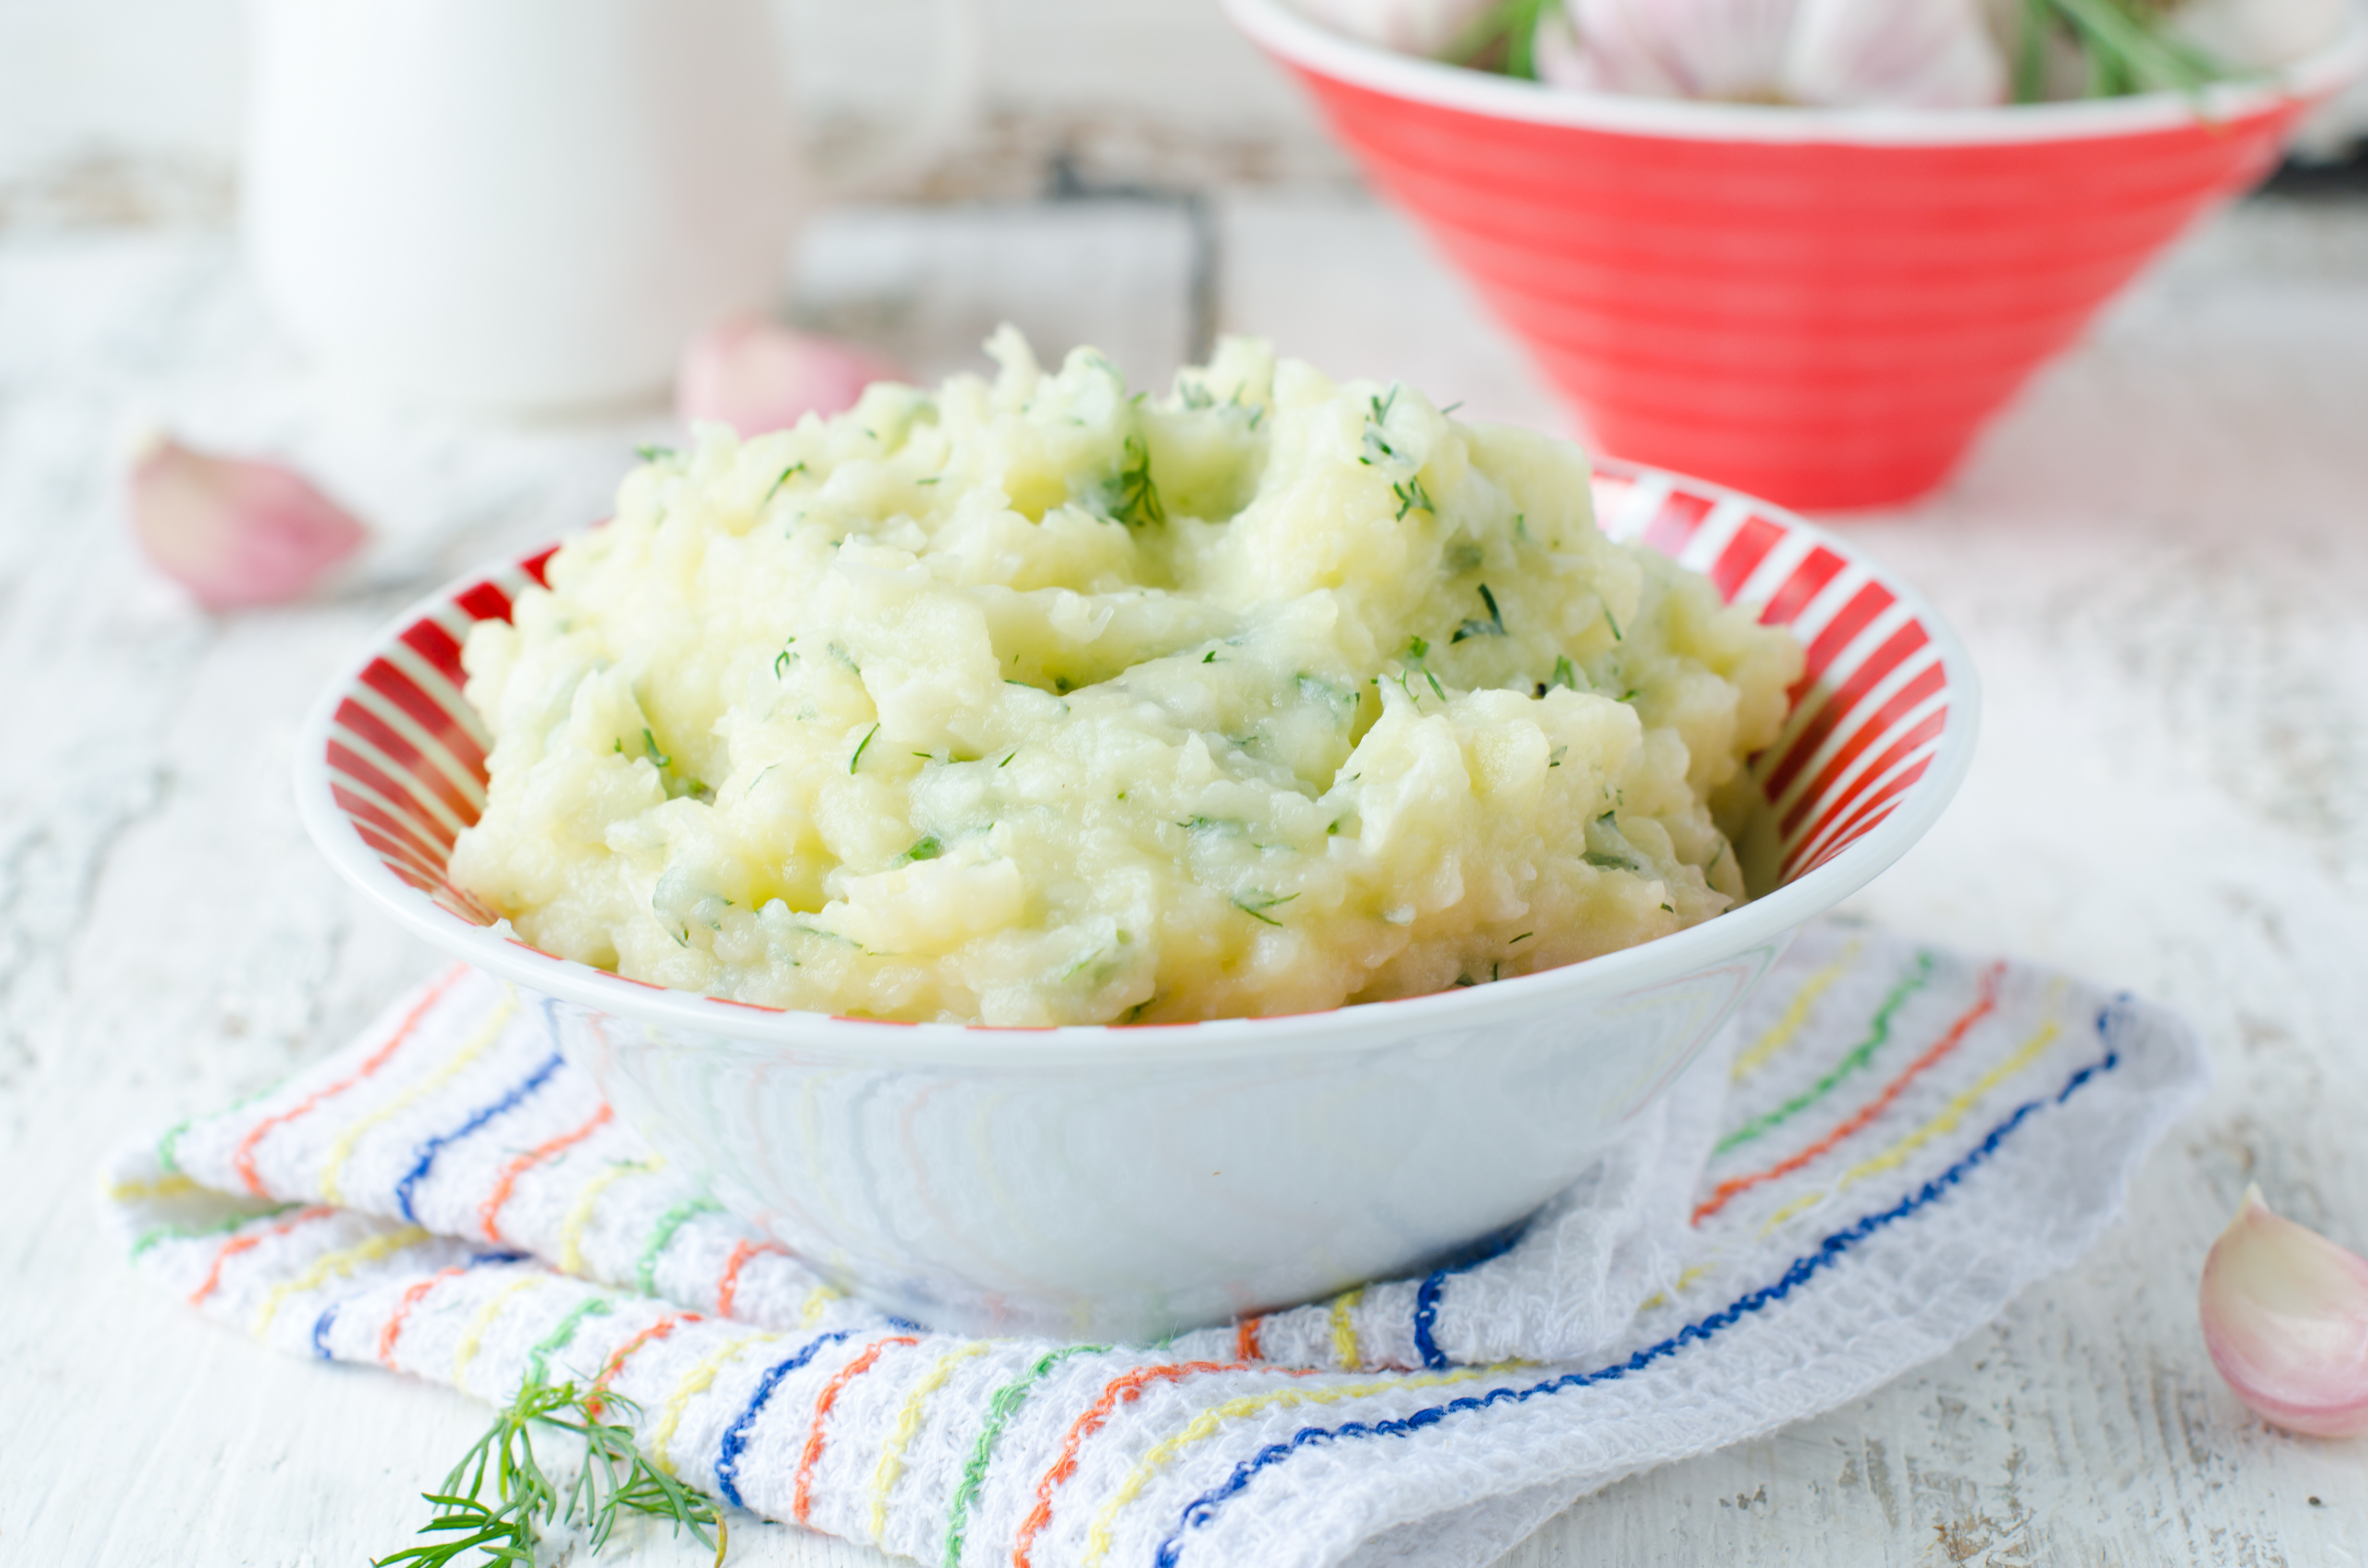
[1222,0,2367,147]
[295,459,1978,1059]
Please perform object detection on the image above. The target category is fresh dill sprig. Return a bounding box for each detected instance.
[1110,434,1166,528]
[641,729,670,768]
[849,723,881,774]
[1550,654,1579,691]
[634,444,677,464]
[1360,391,1408,469]
[1452,583,1507,643]
[374,1380,724,1568]
[773,637,796,679]
[1402,636,1446,701]
[763,462,806,504]
[1232,891,1299,927]
[1392,476,1435,521]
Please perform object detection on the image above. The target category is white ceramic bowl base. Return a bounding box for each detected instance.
[549,941,1780,1339]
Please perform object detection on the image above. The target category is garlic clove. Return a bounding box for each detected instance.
[675,317,904,437]
[2199,1184,2368,1438]
[1539,0,2005,109]
[2171,0,2352,73]
[1786,0,2005,109]
[1294,0,1499,58]
[127,435,370,611]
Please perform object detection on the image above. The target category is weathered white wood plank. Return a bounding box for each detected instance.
[3,196,2366,1568]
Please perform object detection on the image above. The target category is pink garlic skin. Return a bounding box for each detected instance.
[2199,1184,2368,1438]
[1536,0,2005,110]
[676,316,904,436]
[127,437,370,612]
[1295,0,1499,57]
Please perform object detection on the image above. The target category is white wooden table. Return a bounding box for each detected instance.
[2,188,2364,1566]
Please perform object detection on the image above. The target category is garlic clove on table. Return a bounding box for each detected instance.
[126,436,370,611]
[2199,1184,2368,1438]
[676,317,905,437]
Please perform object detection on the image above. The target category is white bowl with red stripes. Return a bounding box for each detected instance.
[295,459,1976,1341]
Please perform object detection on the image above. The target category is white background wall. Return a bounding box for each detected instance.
[0,0,1342,227]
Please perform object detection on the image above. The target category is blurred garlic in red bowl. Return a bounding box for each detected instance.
[1296,0,1498,55]
[1535,0,2006,108]
[127,435,370,611]
[2199,1185,2368,1438]
[1226,0,2364,507]
[676,316,906,436]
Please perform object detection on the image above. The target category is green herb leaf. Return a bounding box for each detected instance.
[763,461,806,503]
[641,729,670,768]
[1231,891,1299,927]
[635,444,677,463]
[1110,433,1165,528]
[1392,475,1434,521]
[899,835,943,864]
[1453,583,1507,643]
[1443,0,1553,77]
[1401,637,1446,701]
[849,723,880,774]
[376,1380,725,1568]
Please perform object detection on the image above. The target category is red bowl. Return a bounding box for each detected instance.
[1225,0,2366,509]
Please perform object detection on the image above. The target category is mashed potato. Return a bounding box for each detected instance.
[450,332,1802,1024]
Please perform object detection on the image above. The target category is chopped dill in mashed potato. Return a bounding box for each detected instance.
[450,330,1803,1024]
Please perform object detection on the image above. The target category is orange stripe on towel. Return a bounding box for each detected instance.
[187,1206,335,1305]
[478,1105,612,1242]
[586,1312,699,1417]
[715,1238,786,1320]
[1014,1361,1283,1566]
[791,1336,920,1523]
[1693,963,2003,1225]
[378,1262,473,1368]
[231,968,465,1196]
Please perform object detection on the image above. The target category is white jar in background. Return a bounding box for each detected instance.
[242,0,974,415]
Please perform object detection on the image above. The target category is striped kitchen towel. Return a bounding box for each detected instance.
[101,919,2203,1568]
